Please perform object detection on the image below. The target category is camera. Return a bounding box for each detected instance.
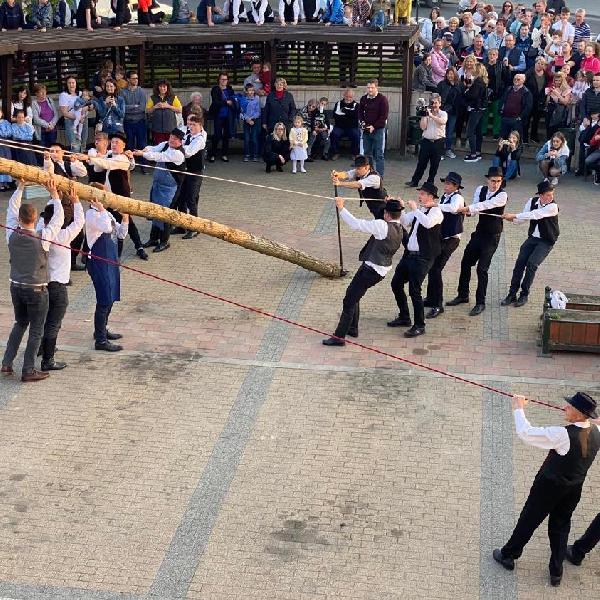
[415,98,429,117]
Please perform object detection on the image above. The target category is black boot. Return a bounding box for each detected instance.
[40,338,67,371]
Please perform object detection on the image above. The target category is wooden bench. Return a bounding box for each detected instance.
[540,286,600,355]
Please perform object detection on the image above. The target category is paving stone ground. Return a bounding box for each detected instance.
[0,151,599,600]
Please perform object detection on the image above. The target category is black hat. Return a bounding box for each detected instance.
[170,128,185,141]
[385,200,403,213]
[417,182,439,198]
[109,131,127,144]
[354,155,370,168]
[537,180,554,194]
[565,392,598,419]
[440,171,464,189]
[485,166,504,179]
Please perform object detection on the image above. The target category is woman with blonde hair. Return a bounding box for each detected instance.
[263,78,296,132]
[463,60,489,162]
[536,131,570,186]
[264,122,290,172]
[546,71,572,138]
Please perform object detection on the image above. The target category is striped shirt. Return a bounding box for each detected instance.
[574,21,591,43]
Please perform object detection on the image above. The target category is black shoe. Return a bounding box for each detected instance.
[276,165,283,172]
[321,155,329,161]
[500,294,517,306]
[93,331,122,341]
[208,155,215,163]
[182,231,198,239]
[387,316,412,327]
[492,549,514,571]
[469,304,486,316]
[514,295,528,307]
[153,242,171,252]
[347,330,358,338]
[446,296,469,306]
[565,545,583,566]
[266,165,272,173]
[72,264,86,271]
[322,337,345,346]
[41,360,67,371]
[136,248,149,260]
[550,575,561,587]
[142,239,159,248]
[171,227,186,234]
[95,341,123,352]
[404,180,418,187]
[305,157,314,163]
[404,325,425,337]
[426,307,444,319]
[574,170,583,177]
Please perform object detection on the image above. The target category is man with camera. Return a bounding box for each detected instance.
[405,94,447,189]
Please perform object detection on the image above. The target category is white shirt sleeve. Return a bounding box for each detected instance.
[39,199,65,252]
[6,188,23,244]
[143,146,185,165]
[468,189,508,213]
[514,202,559,223]
[61,202,85,244]
[183,132,207,157]
[411,206,444,228]
[69,160,88,178]
[513,409,570,455]
[339,207,388,239]
[356,174,381,190]
[440,194,465,213]
[89,154,131,172]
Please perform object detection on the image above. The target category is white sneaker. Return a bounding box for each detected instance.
[292,169,297,174]
[301,167,307,173]
[446,150,456,159]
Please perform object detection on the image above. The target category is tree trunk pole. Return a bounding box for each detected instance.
[0,157,343,279]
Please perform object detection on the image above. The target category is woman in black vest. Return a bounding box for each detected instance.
[500,179,559,307]
[147,80,182,145]
[494,392,599,588]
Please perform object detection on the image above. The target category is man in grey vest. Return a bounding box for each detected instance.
[2,179,64,382]
[494,392,600,587]
[322,197,404,347]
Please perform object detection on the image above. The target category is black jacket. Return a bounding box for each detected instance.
[263,136,290,162]
[486,62,511,101]
[437,79,461,115]
[463,77,487,112]
[208,84,235,118]
[499,85,533,121]
[264,91,296,131]
[525,67,549,109]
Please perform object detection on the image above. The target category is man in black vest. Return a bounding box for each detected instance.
[322,197,404,347]
[424,171,465,319]
[388,182,443,338]
[331,155,386,219]
[171,114,207,239]
[447,166,508,316]
[494,392,599,587]
[500,180,559,307]
[2,179,64,382]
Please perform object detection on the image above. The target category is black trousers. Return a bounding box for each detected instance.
[457,231,501,305]
[40,282,69,362]
[500,116,524,139]
[391,253,433,328]
[571,511,600,561]
[501,475,583,577]
[509,236,553,298]
[71,229,85,268]
[109,209,143,254]
[149,224,170,245]
[426,236,460,308]
[333,264,383,338]
[94,303,113,344]
[410,138,445,186]
[177,174,203,218]
[525,104,544,142]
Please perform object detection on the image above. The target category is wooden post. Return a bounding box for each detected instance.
[137,44,146,87]
[0,158,343,279]
[399,41,415,157]
[0,55,13,118]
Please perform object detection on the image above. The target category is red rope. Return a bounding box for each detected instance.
[0,221,563,412]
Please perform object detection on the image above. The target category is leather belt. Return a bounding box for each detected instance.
[10,281,48,288]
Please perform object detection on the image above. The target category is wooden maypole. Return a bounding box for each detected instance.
[0,157,343,279]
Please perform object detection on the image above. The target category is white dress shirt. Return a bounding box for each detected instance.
[401,206,444,252]
[6,188,64,253]
[514,409,597,456]
[468,186,508,215]
[514,198,559,238]
[439,192,465,239]
[35,203,84,284]
[182,131,207,158]
[340,207,401,276]
[421,110,448,141]
[142,144,185,165]
[88,152,132,193]
[43,157,88,179]
[85,208,128,250]
[346,169,381,190]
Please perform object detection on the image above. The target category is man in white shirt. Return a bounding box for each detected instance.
[494,392,599,588]
[551,7,575,44]
[500,180,559,307]
[447,167,508,316]
[36,190,84,371]
[322,198,404,347]
[388,182,443,338]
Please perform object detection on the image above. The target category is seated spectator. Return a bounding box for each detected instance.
[307,96,330,159]
[183,92,204,122]
[264,122,290,172]
[329,89,360,160]
[492,130,522,180]
[545,71,572,138]
[247,0,273,24]
[53,0,72,28]
[580,44,600,76]
[458,11,481,52]
[432,16,447,41]
[0,0,24,30]
[10,110,36,165]
[584,124,600,184]
[110,0,131,30]
[575,111,599,176]
[536,132,570,185]
[461,33,487,63]
[32,84,59,147]
[441,32,459,66]
[438,67,461,158]
[413,54,438,92]
[581,73,600,119]
[443,17,462,54]
[137,0,164,26]
[279,0,301,27]
[170,0,191,23]
[75,0,105,30]
[197,0,226,25]
[30,0,53,31]
[322,0,344,27]
[93,79,125,135]
[420,8,440,49]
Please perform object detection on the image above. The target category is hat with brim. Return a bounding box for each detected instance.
[565,392,598,419]
[109,131,127,144]
[170,128,185,140]
[385,200,403,213]
[485,166,504,179]
[417,182,439,198]
[440,171,464,189]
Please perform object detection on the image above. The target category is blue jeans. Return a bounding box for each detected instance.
[64,117,86,152]
[330,126,360,156]
[492,156,518,180]
[124,119,148,165]
[362,127,386,176]
[243,119,261,158]
[445,114,457,151]
[371,10,387,29]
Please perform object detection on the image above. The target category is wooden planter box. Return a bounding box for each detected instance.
[540,286,600,355]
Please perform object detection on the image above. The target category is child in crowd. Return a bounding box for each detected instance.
[289,114,308,173]
[10,110,36,166]
[342,3,351,26]
[31,0,53,31]
[370,0,391,32]
[114,66,128,90]
[352,0,371,27]
[0,108,13,191]
[73,88,93,143]
[259,61,272,95]
[240,83,261,161]
[545,32,563,62]
[137,0,165,26]
[492,130,522,181]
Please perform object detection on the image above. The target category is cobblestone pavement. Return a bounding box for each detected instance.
[0,152,599,600]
